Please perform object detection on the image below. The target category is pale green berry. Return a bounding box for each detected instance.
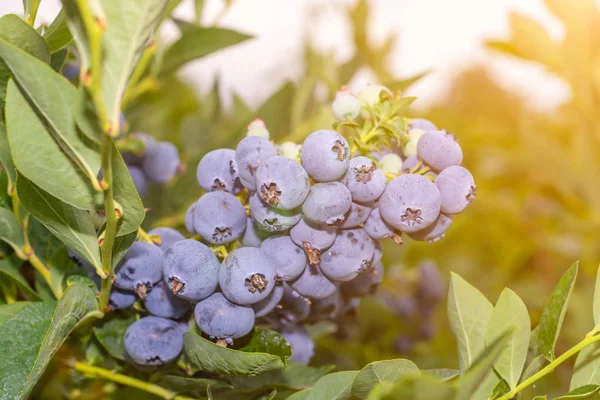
[279,141,300,160]
[403,128,425,158]
[357,84,392,108]
[332,89,361,120]
[246,119,270,139]
[379,153,403,174]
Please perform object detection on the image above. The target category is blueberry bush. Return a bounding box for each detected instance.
[1,1,600,399]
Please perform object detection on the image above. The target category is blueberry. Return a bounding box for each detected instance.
[415,261,444,313]
[290,218,337,265]
[290,264,337,300]
[196,148,238,192]
[219,247,277,305]
[378,174,442,233]
[336,202,373,229]
[416,130,463,172]
[118,112,128,136]
[407,213,452,243]
[363,207,401,243]
[235,136,277,190]
[435,165,476,214]
[253,282,284,317]
[332,88,361,120]
[163,239,220,303]
[260,235,306,281]
[301,130,350,182]
[114,241,163,299]
[249,193,301,233]
[341,261,384,297]
[62,62,80,81]
[109,288,137,310]
[193,191,247,244]
[342,156,386,203]
[124,316,183,366]
[372,240,383,265]
[241,217,272,247]
[127,165,148,197]
[184,202,197,234]
[409,118,437,131]
[255,156,310,210]
[145,280,191,319]
[148,227,185,251]
[302,182,352,225]
[394,335,414,354]
[320,228,375,282]
[306,290,343,323]
[267,283,311,327]
[142,141,181,184]
[194,292,255,345]
[280,325,315,365]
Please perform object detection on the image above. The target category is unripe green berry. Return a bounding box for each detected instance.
[403,128,425,158]
[279,141,300,160]
[332,88,361,120]
[246,118,270,139]
[379,153,403,174]
[358,84,392,108]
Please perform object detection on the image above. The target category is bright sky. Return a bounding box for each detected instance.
[0,0,573,111]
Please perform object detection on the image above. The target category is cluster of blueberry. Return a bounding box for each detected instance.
[121,133,182,197]
[112,84,476,368]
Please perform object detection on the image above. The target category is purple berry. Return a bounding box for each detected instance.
[409,118,437,131]
[363,207,402,243]
[260,235,307,281]
[249,193,301,232]
[109,288,136,310]
[336,202,373,229]
[185,202,197,234]
[290,264,337,300]
[148,227,185,251]
[435,165,476,214]
[253,282,284,317]
[219,247,277,305]
[416,130,463,172]
[255,156,310,210]
[280,325,315,365]
[268,283,311,327]
[407,213,452,243]
[127,165,148,197]
[306,291,343,323]
[235,136,277,190]
[193,191,247,244]
[290,218,337,266]
[194,292,255,345]
[342,156,386,203]
[302,182,352,225]
[241,217,272,247]
[114,241,163,299]
[142,141,181,184]
[301,130,350,182]
[162,239,220,303]
[378,174,442,233]
[124,316,183,366]
[320,228,375,282]
[341,262,383,297]
[145,280,191,319]
[196,149,238,192]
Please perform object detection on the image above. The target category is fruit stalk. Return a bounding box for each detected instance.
[69,361,195,400]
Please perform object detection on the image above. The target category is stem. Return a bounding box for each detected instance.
[497,334,600,400]
[28,253,62,298]
[69,361,195,400]
[26,0,41,26]
[98,135,118,310]
[137,227,154,243]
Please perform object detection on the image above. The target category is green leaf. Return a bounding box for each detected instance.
[228,362,334,392]
[422,369,460,382]
[0,301,30,326]
[538,262,578,361]
[351,359,420,399]
[305,371,359,400]
[447,272,494,372]
[4,76,102,210]
[17,175,103,275]
[94,316,136,361]
[158,375,233,393]
[184,328,291,376]
[43,9,73,53]
[254,81,296,140]
[555,385,600,400]
[287,389,311,400]
[571,342,600,390]
[112,229,138,267]
[160,26,252,75]
[365,375,454,400]
[454,329,514,400]
[593,265,600,327]
[522,355,548,383]
[0,284,99,399]
[0,124,16,192]
[387,71,428,93]
[0,256,41,300]
[0,14,50,118]
[485,288,531,390]
[490,378,511,399]
[0,206,24,255]
[100,0,169,130]
[49,47,68,72]
[23,0,42,25]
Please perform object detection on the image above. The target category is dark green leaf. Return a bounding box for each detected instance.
[100,0,169,130]
[287,389,311,400]
[112,229,138,267]
[183,328,289,376]
[366,375,455,400]
[0,284,99,399]
[555,384,600,400]
[0,206,24,256]
[0,14,50,118]
[43,9,73,53]
[305,371,359,400]
[0,301,30,326]
[447,272,494,372]
[160,27,252,75]
[490,378,511,399]
[485,288,530,390]
[94,316,136,360]
[158,376,233,393]
[238,327,292,365]
[0,256,40,300]
[17,175,102,275]
[228,362,335,392]
[351,359,419,399]
[49,47,68,72]
[4,75,102,210]
[59,0,97,73]
[422,369,460,382]
[538,262,578,361]
[0,123,16,189]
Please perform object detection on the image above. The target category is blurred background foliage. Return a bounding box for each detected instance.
[117,0,600,396]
